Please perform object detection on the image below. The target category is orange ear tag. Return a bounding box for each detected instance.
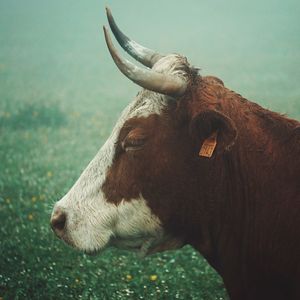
[199,131,218,158]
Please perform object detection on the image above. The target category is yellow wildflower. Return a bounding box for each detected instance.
[75,278,80,284]
[149,274,158,281]
[28,214,34,220]
[47,171,52,177]
[126,274,133,281]
[31,196,37,202]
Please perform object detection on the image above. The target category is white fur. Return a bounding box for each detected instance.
[51,55,189,254]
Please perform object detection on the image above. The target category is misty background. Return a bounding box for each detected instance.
[1,0,299,118]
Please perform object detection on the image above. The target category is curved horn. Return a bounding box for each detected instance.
[103,26,187,97]
[106,7,163,68]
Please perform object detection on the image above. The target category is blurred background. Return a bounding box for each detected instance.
[0,0,299,299]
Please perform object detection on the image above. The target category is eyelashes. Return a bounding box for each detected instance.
[122,137,146,152]
[121,130,147,152]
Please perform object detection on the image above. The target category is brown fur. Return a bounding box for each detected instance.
[102,75,300,299]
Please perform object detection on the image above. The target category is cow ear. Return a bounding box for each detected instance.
[189,110,238,155]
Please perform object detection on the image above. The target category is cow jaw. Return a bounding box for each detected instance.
[111,198,169,256]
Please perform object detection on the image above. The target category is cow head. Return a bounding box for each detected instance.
[50,8,236,256]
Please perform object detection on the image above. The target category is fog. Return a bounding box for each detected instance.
[1,0,299,116]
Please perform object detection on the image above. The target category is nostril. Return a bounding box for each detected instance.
[51,209,67,235]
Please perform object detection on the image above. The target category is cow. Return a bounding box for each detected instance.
[50,7,300,300]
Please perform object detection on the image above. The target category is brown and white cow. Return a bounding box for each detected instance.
[51,7,300,300]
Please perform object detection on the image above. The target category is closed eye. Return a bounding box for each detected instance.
[121,129,147,152]
[122,136,146,152]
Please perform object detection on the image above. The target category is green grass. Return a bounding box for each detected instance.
[0,101,227,299]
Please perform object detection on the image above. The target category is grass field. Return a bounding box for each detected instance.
[0,0,299,299]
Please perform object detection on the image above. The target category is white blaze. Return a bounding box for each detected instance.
[51,55,189,254]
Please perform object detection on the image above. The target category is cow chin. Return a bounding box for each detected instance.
[111,234,184,257]
[60,225,113,255]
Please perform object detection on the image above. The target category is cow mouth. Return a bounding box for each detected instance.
[57,233,77,250]
[57,232,108,256]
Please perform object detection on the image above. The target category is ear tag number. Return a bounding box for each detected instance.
[199,131,218,158]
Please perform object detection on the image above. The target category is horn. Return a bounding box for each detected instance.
[106,7,163,68]
[103,26,187,97]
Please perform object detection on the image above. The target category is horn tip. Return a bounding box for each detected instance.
[105,6,112,16]
[103,25,108,34]
[103,26,109,38]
